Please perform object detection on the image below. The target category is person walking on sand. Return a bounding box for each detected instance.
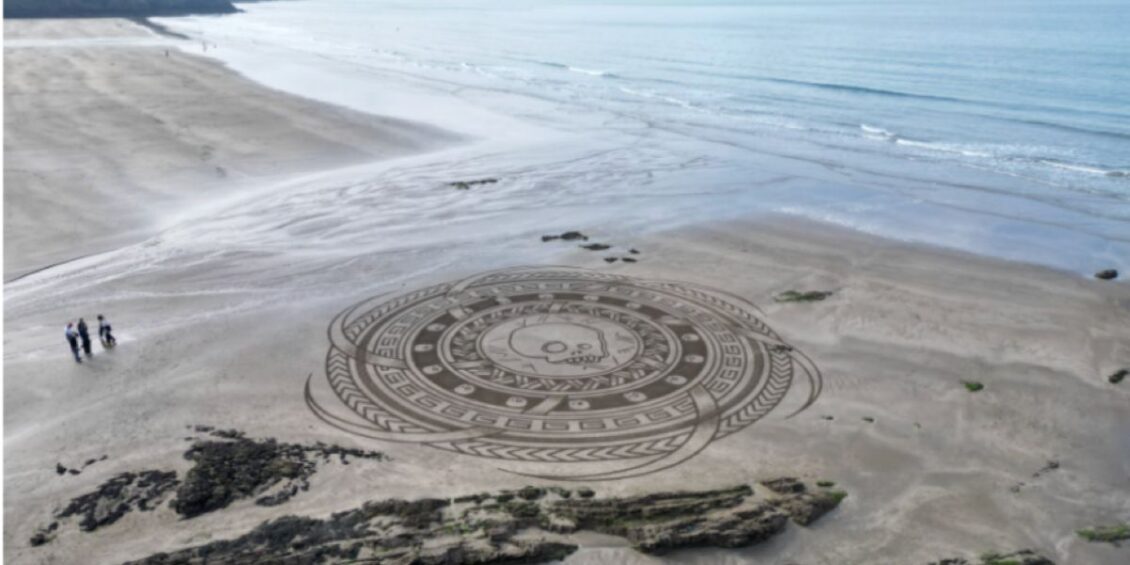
[65,323,82,363]
[97,314,116,348]
[77,318,93,358]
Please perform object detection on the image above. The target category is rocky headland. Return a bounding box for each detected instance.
[3,0,237,19]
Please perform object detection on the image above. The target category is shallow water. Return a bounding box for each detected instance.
[153,0,1126,272]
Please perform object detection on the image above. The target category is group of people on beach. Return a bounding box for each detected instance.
[64,315,115,363]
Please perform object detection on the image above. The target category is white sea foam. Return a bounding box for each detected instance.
[567,66,615,77]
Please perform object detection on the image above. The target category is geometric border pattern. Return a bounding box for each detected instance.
[307,266,822,480]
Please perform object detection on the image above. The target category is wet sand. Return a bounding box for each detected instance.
[3,18,461,278]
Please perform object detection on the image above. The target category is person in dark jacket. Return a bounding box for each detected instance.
[77,318,93,357]
[97,314,116,348]
[65,323,82,363]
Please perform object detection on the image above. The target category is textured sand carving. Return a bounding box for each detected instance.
[309,266,822,479]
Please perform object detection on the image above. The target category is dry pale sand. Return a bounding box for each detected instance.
[4,19,461,279]
[5,213,1129,564]
[4,17,1130,565]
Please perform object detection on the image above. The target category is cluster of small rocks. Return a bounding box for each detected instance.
[541,231,641,263]
[30,470,178,546]
[31,428,387,547]
[54,454,108,477]
[124,479,846,564]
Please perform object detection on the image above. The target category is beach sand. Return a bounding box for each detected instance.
[4,19,460,279]
[4,18,1129,565]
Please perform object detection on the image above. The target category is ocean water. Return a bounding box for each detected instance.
[156,0,1129,272]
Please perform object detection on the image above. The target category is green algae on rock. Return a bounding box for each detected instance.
[1077,522,1130,543]
[928,549,1056,565]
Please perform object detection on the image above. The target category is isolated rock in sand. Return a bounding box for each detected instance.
[449,177,498,190]
[1032,460,1060,478]
[1094,269,1118,280]
[581,243,612,251]
[543,230,591,242]
[774,290,834,303]
[124,481,844,563]
[963,381,985,393]
[1108,369,1127,384]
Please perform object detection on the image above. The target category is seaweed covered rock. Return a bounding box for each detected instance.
[1077,522,1130,543]
[172,430,386,517]
[125,496,573,565]
[126,480,844,563]
[173,437,316,518]
[45,470,178,538]
[544,483,825,554]
[928,549,1056,565]
[771,488,847,526]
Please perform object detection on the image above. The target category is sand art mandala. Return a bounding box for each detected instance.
[306,267,822,480]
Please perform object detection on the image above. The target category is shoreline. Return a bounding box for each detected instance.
[150,5,1130,277]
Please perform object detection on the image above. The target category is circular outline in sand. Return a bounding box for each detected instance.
[311,266,822,479]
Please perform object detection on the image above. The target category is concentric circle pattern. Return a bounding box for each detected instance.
[308,267,822,480]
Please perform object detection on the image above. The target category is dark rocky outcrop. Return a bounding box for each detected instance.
[125,480,845,563]
[928,549,1056,564]
[4,0,238,18]
[1094,269,1118,280]
[174,430,386,518]
[32,430,388,547]
[40,470,179,542]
